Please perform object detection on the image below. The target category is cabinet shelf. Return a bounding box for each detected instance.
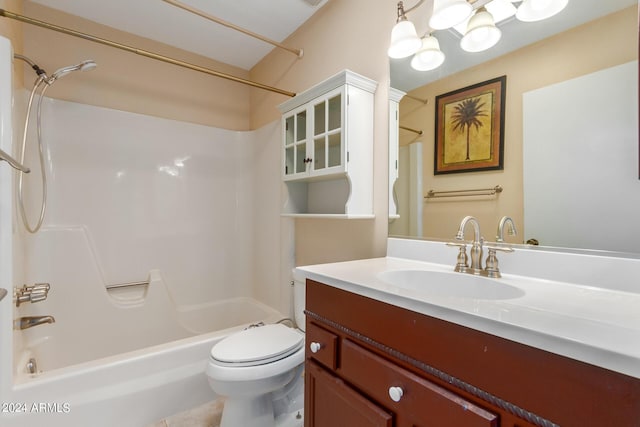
[281,213,375,219]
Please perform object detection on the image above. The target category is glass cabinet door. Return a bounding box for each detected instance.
[284,109,308,177]
[284,115,295,176]
[312,90,343,174]
[295,110,307,174]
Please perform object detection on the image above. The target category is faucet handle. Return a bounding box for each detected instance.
[446,242,469,273]
[14,283,51,307]
[29,290,48,304]
[483,246,514,278]
[484,245,514,253]
[32,283,50,292]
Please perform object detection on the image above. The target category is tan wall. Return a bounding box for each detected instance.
[399,6,638,243]
[19,2,251,130]
[251,0,395,266]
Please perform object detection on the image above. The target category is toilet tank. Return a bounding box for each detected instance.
[292,269,306,332]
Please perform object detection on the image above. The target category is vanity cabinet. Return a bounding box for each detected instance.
[304,279,640,427]
[278,70,377,218]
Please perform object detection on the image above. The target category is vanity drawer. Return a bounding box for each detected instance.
[306,321,338,370]
[340,339,498,427]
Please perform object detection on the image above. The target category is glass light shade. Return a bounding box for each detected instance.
[485,0,517,23]
[460,9,502,52]
[411,36,445,71]
[429,0,473,30]
[388,19,422,58]
[452,0,516,36]
[516,0,569,22]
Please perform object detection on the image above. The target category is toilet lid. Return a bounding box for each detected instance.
[210,324,303,366]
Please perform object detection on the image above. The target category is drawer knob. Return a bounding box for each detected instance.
[309,342,322,353]
[388,386,404,402]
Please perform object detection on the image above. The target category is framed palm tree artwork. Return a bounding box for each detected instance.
[434,76,506,174]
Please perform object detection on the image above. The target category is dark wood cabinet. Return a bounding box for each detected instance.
[304,279,640,427]
[306,360,393,427]
[340,339,498,427]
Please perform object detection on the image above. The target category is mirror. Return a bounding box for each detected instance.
[389,0,640,255]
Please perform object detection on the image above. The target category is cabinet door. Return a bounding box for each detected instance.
[283,104,309,179]
[305,360,393,427]
[341,340,498,427]
[310,87,346,178]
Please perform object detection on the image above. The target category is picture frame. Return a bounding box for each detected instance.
[434,76,506,175]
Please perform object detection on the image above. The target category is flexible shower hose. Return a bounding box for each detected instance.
[17,76,50,233]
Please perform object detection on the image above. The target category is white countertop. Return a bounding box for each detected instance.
[296,256,640,379]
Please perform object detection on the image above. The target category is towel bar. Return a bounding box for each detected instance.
[105,280,149,290]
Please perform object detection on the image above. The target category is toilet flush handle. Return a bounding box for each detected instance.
[309,342,322,353]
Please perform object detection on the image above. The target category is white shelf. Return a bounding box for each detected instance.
[281,213,375,219]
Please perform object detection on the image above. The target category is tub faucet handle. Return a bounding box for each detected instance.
[15,283,51,307]
[29,291,48,304]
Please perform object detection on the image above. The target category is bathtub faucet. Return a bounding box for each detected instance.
[16,315,55,330]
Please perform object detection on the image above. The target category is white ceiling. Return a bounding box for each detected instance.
[27,0,328,70]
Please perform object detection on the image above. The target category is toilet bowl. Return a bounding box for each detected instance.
[206,276,306,427]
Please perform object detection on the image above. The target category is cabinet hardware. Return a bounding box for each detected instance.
[309,342,322,353]
[388,386,404,402]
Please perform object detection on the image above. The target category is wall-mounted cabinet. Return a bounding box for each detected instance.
[278,70,377,218]
[388,88,405,221]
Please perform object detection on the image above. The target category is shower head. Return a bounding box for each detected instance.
[47,60,97,84]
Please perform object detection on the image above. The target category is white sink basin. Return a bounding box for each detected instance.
[377,269,525,300]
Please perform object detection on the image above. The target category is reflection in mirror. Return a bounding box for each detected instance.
[389,0,640,256]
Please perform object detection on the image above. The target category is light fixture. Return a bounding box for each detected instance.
[388,1,422,59]
[410,35,446,71]
[516,0,569,22]
[388,0,569,72]
[460,7,502,52]
[429,0,473,30]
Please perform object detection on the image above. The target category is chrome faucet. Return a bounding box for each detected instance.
[496,216,517,243]
[16,315,55,330]
[455,216,484,274]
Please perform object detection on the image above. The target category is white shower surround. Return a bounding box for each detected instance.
[24,97,260,305]
[0,35,294,426]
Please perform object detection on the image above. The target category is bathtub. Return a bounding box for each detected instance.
[4,296,284,427]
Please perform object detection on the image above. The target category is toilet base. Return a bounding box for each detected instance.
[220,394,275,427]
[218,370,304,427]
[219,397,303,427]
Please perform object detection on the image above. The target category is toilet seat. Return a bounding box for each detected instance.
[210,324,304,367]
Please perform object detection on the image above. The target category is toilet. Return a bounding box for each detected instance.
[206,277,306,427]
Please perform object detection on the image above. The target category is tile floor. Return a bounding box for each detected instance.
[148,398,224,427]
